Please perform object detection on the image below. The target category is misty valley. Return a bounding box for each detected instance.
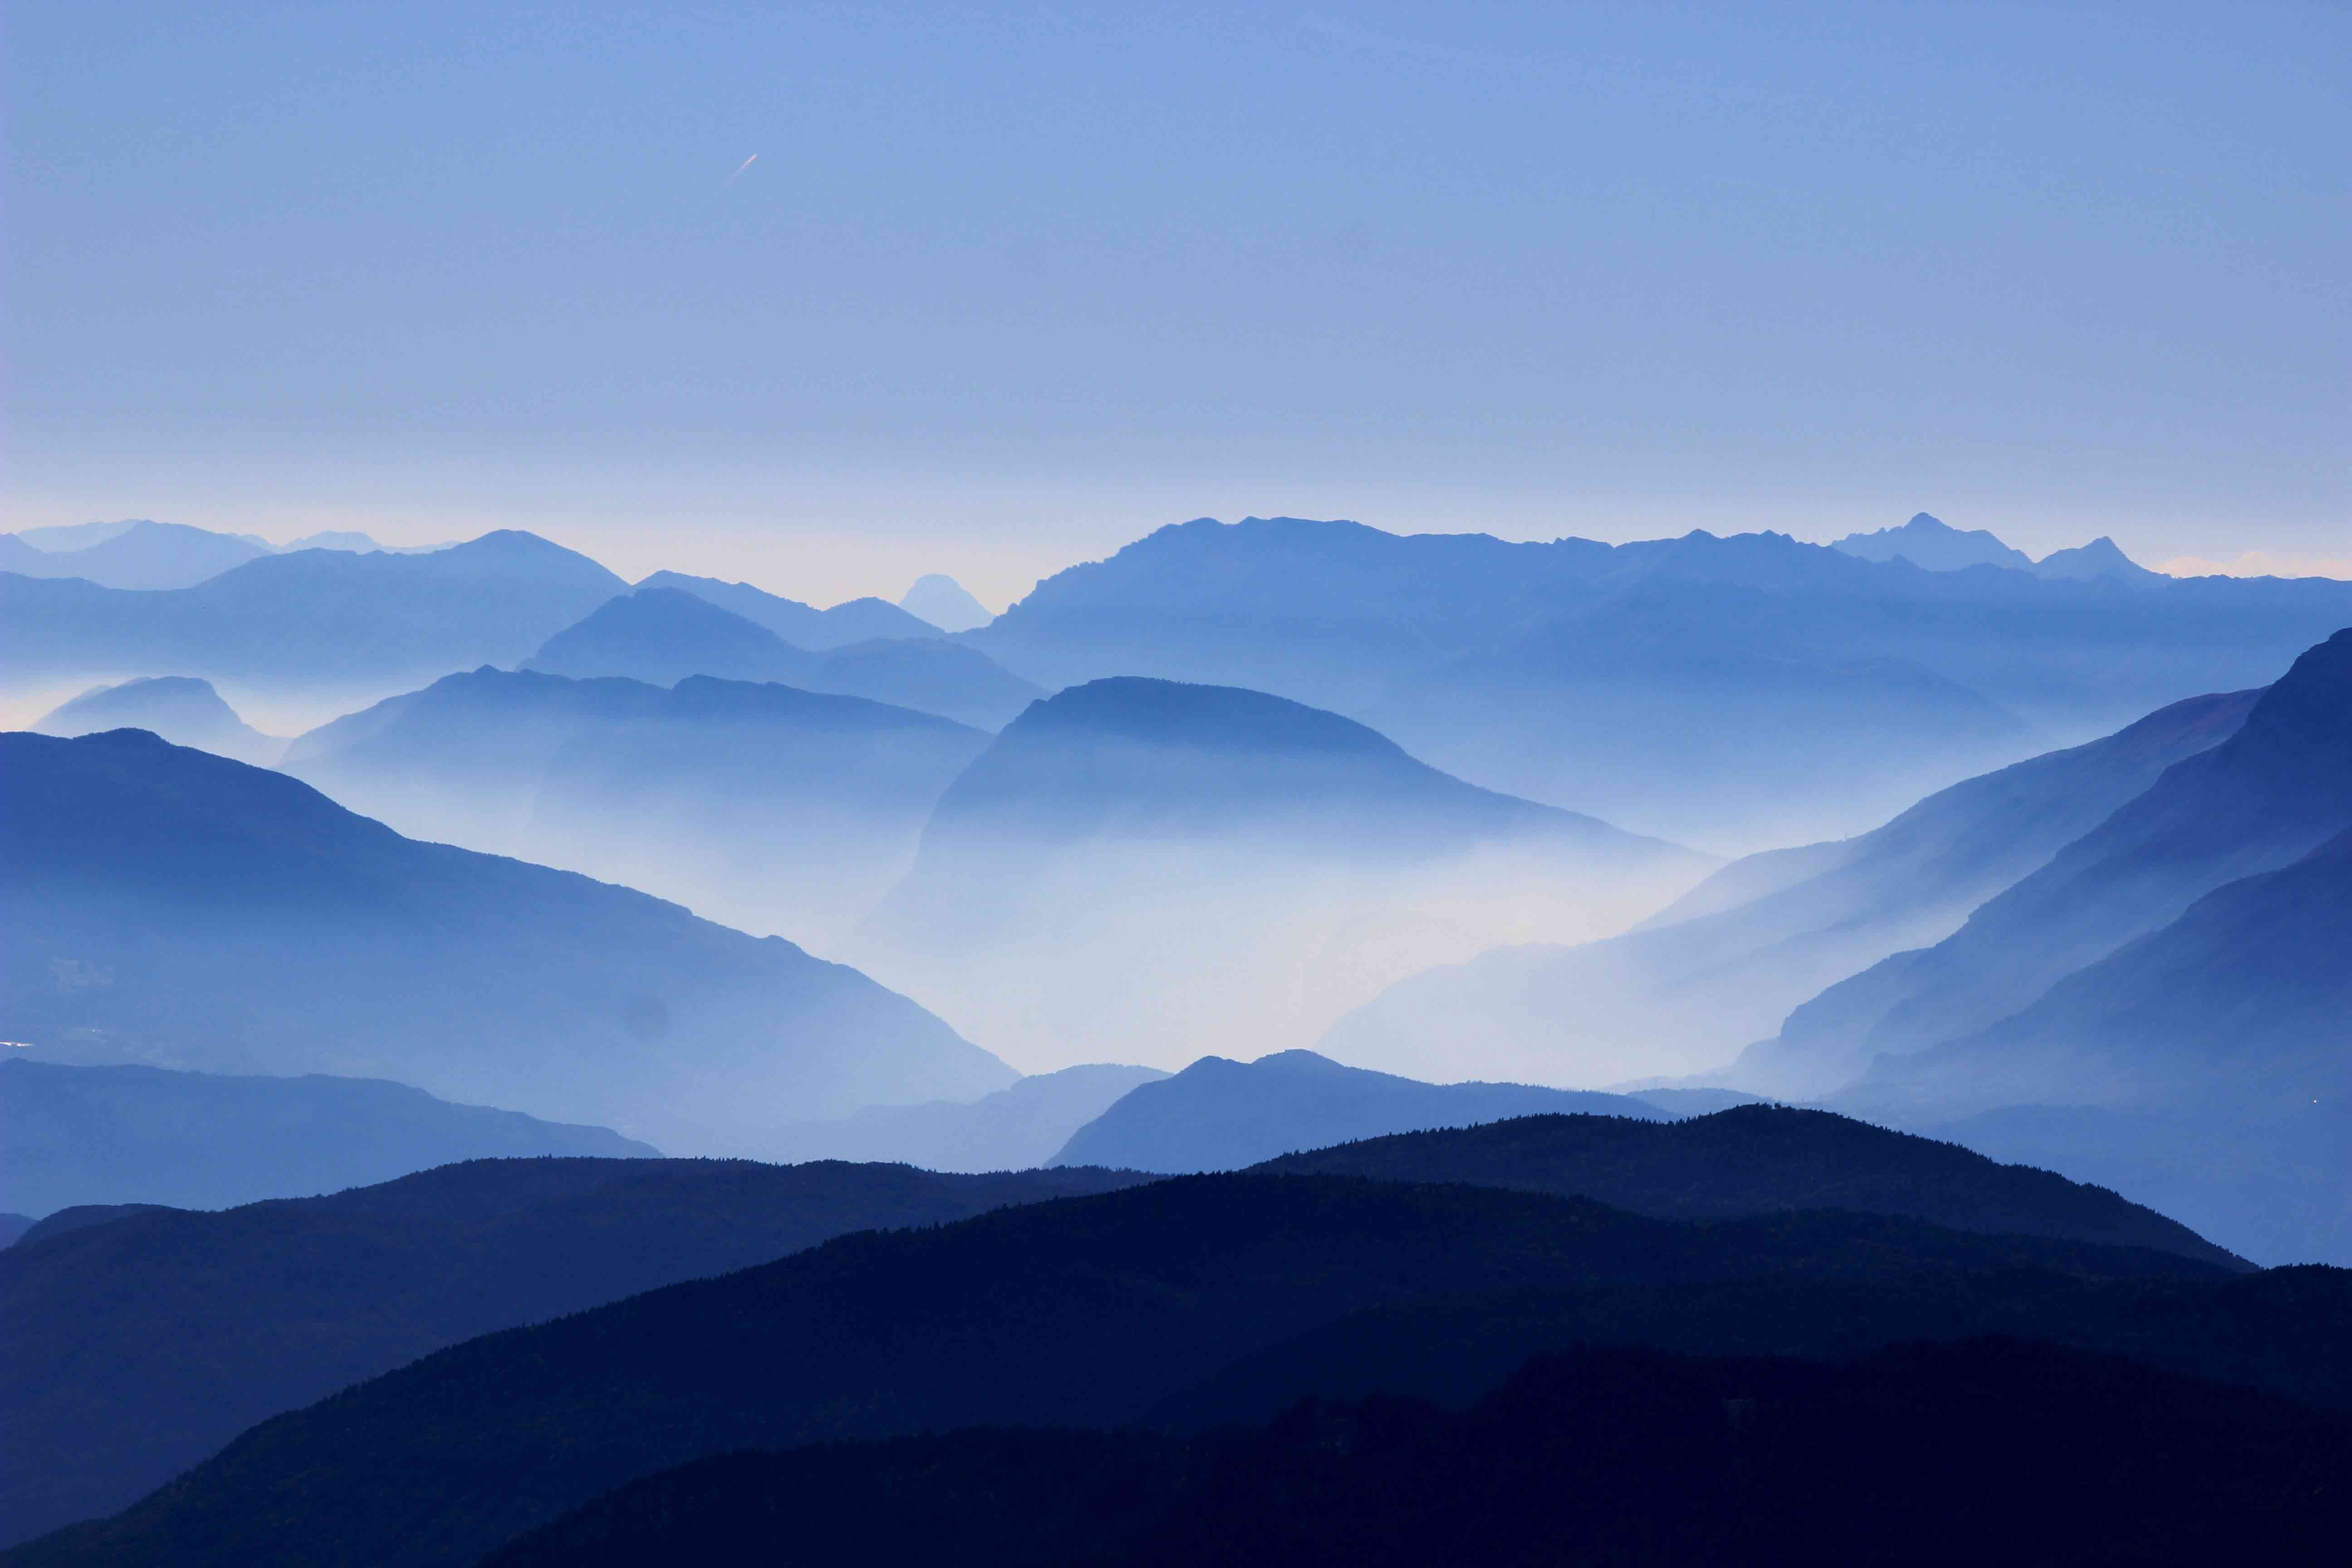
[6,511,2352,1565]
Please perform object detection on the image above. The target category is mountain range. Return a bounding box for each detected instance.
[1322,686,2259,1085]
[0,728,1012,1151]
[898,573,994,632]
[0,531,626,701]
[283,667,995,943]
[852,676,1711,1069]
[765,1063,1170,1170]
[524,586,1042,728]
[635,570,946,646]
[0,1058,652,1216]
[963,516,2352,848]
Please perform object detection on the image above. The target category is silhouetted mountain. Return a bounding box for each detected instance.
[481,1340,2352,1568]
[3,1174,2230,1568]
[1252,1105,2239,1269]
[770,1064,1170,1170]
[1748,627,2352,1096]
[0,1058,654,1216]
[0,1158,1151,1548]
[1323,688,2257,1085]
[1832,511,2034,572]
[967,516,2352,847]
[0,1216,26,1250]
[855,677,1710,1068]
[0,729,1012,1151]
[1052,1051,1668,1173]
[637,570,944,648]
[0,521,271,591]
[899,572,994,632]
[526,588,1041,727]
[284,667,994,942]
[32,676,284,765]
[0,530,626,691]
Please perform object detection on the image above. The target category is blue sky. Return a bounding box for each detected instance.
[8,2,2345,604]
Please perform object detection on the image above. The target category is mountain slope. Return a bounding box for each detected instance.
[0,1058,652,1216]
[2,1175,2226,1568]
[1253,1104,2240,1269]
[855,677,1710,1069]
[1322,688,2258,1085]
[1051,1051,1668,1173]
[899,573,993,632]
[769,1063,1170,1170]
[0,1159,1150,1547]
[0,729,1012,1150]
[1747,627,2352,1094]
[33,677,284,765]
[284,667,993,942]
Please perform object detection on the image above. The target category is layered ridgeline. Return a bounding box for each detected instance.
[1830,512,2162,581]
[1323,688,2258,1086]
[9,1170,2264,1568]
[0,531,624,697]
[33,677,285,766]
[1872,826,2352,1264]
[1050,1051,1671,1172]
[898,573,994,633]
[853,677,1712,1070]
[0,1160,1152,1548]
[0,1058,653,1216]
[284,668,994,944]
[523,587,1041,729]
[0,520,273,591]
[0,729,1012,1152]
[965,516,2352,848]
[1747,627,2352,1097]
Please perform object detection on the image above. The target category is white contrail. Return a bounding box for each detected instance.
[723,153,759,189]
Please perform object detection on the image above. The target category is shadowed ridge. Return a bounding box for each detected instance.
[1252,1103,2244,1270]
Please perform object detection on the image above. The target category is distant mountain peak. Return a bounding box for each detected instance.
[899,573,993,632]
[2032,535,2157,582]
[1832,514,2034,573]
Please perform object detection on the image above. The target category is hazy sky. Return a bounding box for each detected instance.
[9,2,2346,606]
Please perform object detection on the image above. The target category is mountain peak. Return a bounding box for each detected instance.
[899,573,993,632]
[1832,514,2033,572]
[2032,536,2156,582]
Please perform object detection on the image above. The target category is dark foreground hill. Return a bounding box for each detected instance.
[1050,1050,1668,1171]
[1251,1105,2241,1269]
[0,1059,652,1215]
[0,1159,1151,1548]
[0,729,1011,1150]
[484,1338,2352,1568]
[4,1175,2234,1568]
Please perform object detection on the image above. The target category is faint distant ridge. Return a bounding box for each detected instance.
[637,570,943,649]
[1832,512,2160,582]
[1832,513,2035,572]
[900,573,993,632]
[33,676,282,766]
[0,519,271,591]
[524,588,1041,728]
